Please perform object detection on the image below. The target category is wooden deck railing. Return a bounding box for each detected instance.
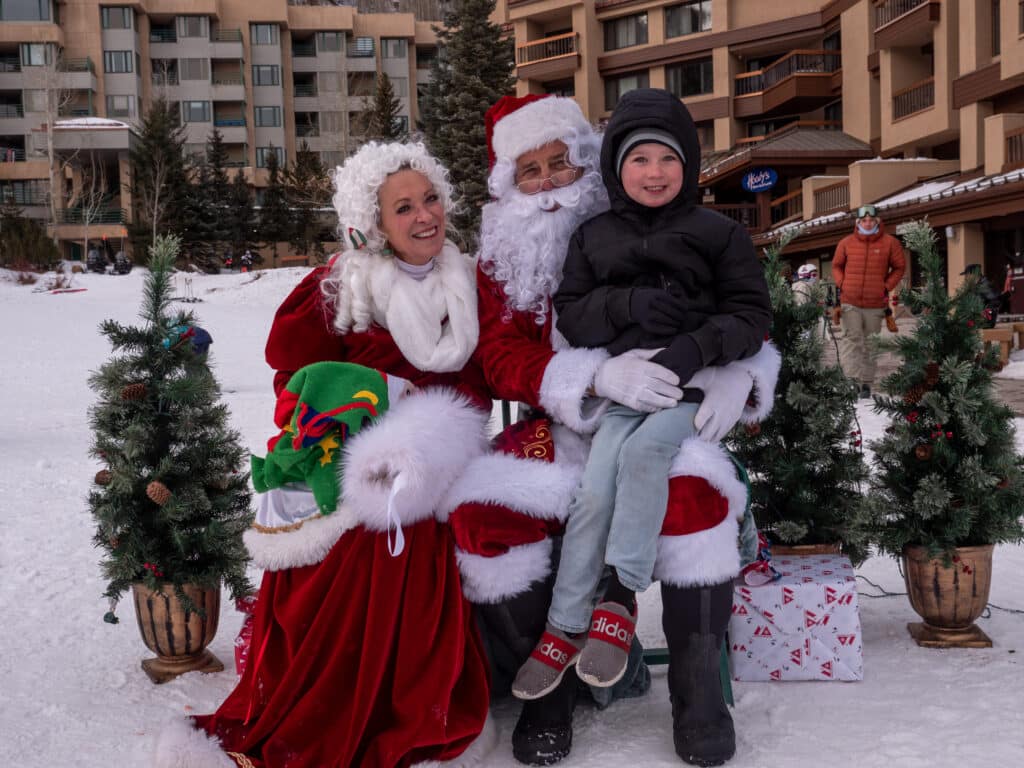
[814,179,850,216]
[1006,126,1024,170]
[769,189,803,224]
[516,32,578,66]
[706,203,761,231]
[875,0,928,28]
[734,49,841,96]
[892,77,934,119]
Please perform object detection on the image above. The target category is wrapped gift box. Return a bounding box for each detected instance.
[233,592,260,676]
[729,554,863,682]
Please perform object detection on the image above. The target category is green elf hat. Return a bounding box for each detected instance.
[251,361,391,514]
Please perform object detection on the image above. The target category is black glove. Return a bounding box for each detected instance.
[651,335,703,385]
[629,288,687,335]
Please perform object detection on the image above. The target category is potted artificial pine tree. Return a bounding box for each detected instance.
[727,232,870,562]
[861,220,1024,647]
[88,235,253,682]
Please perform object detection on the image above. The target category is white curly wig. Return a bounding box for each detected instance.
[330,141,456,254]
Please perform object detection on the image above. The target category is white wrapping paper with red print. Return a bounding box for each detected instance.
[728,554,863,682]
[233,592,259,676]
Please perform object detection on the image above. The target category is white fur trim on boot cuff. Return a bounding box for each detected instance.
[153,716,235,768]
[538,347,609,433]
[244,510,355,571]
[670,438,747,522]
[438,453,579,523]
[456,539,553,605]
[412,712,498,768]
[342,389,488,532]
[654,513,741,588]
[729,341,781,424]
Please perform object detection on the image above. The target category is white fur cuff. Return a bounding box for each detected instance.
[729,341,781,423]
[670,438,747,522]
[654,512,741,587]
[456,540,553,604]
[153,716,234,768]
[342,389,488,532]
[244,511,354,571]
[538,347,609,433]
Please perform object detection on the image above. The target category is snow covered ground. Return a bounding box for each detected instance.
[1,266,1022,768]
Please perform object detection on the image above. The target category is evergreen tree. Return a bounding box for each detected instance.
[364,73,404,141]
[286,142,331,261]
[202,128,233,263]
[226,171,259,264]
[128,99,189,261]
[861,220,1024,559]
[420,0,514,247]
[182,159,218,272]
[727,232,870,562]
[87,235,252,620]
[0,197,61,270]
[259,148,292,261]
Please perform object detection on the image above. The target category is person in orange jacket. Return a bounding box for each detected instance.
[832,205,906,398]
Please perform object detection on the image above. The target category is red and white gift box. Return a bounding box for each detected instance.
[233,591,260,676]
[729,554,863,682]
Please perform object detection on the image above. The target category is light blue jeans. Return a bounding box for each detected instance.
[548,401,699,634]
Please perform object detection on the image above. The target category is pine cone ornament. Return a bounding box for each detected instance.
[903,384,927,406]
[996,477,1010,490]
[744,422,762,437]
[120,382,147,401]
[914,444,933,461]
[94,469,113,486]
[146,480,172,506]
[924,362,940,386]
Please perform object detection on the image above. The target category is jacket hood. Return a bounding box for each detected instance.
[600,88,702,218]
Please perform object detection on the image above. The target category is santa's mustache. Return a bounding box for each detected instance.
[500,170,602,217]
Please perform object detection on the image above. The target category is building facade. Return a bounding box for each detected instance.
[501,0,1024,298]
[0,0,442,259]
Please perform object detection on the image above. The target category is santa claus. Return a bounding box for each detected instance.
[440,95,780,766]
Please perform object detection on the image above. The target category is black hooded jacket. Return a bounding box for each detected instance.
[553,89,771,375]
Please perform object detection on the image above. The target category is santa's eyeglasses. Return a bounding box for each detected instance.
[515,166,580,195]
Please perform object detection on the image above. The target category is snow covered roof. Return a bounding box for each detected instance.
[54,117,130,130]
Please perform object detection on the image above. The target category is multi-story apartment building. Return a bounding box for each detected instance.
[0,0,442,260]
[501,0,1024,298]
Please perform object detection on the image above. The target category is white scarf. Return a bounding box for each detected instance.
[332,240,479,373]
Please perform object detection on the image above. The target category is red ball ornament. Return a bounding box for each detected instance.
[906,411,919,423]
[967,320,975,328]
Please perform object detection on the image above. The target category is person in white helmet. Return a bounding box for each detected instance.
[792,263,818,305]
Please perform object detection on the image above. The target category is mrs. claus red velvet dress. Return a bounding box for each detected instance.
[191,264,494,768]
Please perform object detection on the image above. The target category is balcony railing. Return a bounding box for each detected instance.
[152,72,179,86]
[0,56,20,73]
[296,123,319,137]
[57,208,126,224]
[734,50,841,96]
[517,32,578,66]
[150,29,177,43]
[293,41,317,58]
[293,83,318,97]
[0,147,27,162]
[59,106,94,117]
[212,29,242,43]
[705,203,761,232]
[875,0,928,28]
[770,189,803,225]
[813,179,850,216]
[892,76,934,119]
[0,104,25,119]
[212,74,244,86]
[60,58,94,74]
[214,117,246,127]
[1006,126,1024,170]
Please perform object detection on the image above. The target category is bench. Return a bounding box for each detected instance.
[278,254,309,268]
[981,327,1013,365]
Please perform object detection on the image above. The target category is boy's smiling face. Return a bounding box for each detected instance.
[619,142,684,208]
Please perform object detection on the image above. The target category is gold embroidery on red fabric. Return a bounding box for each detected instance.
[521,423,552,459]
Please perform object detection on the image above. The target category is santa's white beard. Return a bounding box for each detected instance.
[478,171,609,324]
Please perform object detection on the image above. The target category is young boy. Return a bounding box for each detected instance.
[512,88,771,699]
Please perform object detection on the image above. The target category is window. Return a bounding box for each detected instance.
[106,94,133,117]
[251,24,279,46]
[182,100,211,123]
[1,0,50,22]
[22,89,47,112]
[179,58,209,81]
[254,106,281,127]
[0,180,46,205]
[824,99,842,125]
[604,13,648,51]
[390,76,409,98]
[544,79,575,98]
[177,16,208,38]
[392,115,409,134]
[321,150,344,168]
[993,0,1001,56]
[256,146,285,168]
[349,112,365,134]
[604,71,649,110]
[253,65,280,86]
[382,38,408,58]
[348,36,374,58]
[101,7,131,29]
[20,43,50,67]
[666,57,713,98]
[103,51,133,73]
[665,1,711,39]
[317,31,342,52]
[347,72,376,96]
[320,111,343,133]
[416,46,437,70]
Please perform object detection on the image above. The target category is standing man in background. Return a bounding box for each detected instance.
[832,205,906,398]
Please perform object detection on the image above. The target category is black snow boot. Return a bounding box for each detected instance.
[661,580,736,766]
[512,668,577,766]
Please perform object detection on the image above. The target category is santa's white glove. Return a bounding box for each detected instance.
[686,366,755,443]
[593,350,682,413]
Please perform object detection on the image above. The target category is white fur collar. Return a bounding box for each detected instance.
[334,241,479,372]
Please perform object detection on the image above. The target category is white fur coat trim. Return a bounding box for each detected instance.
[342,389,488,532]
[438,453,580,523]
[244,511,354,571]
[153,716,235,768]
[538,346,610,434]
[654,511,741,587]
[729,341,781,424]
[456,539,553,605]
[668,438,748,522]
[411,712,498,768]
[335,242,479,373]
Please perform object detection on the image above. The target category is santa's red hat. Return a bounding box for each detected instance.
[485,94,593,168]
